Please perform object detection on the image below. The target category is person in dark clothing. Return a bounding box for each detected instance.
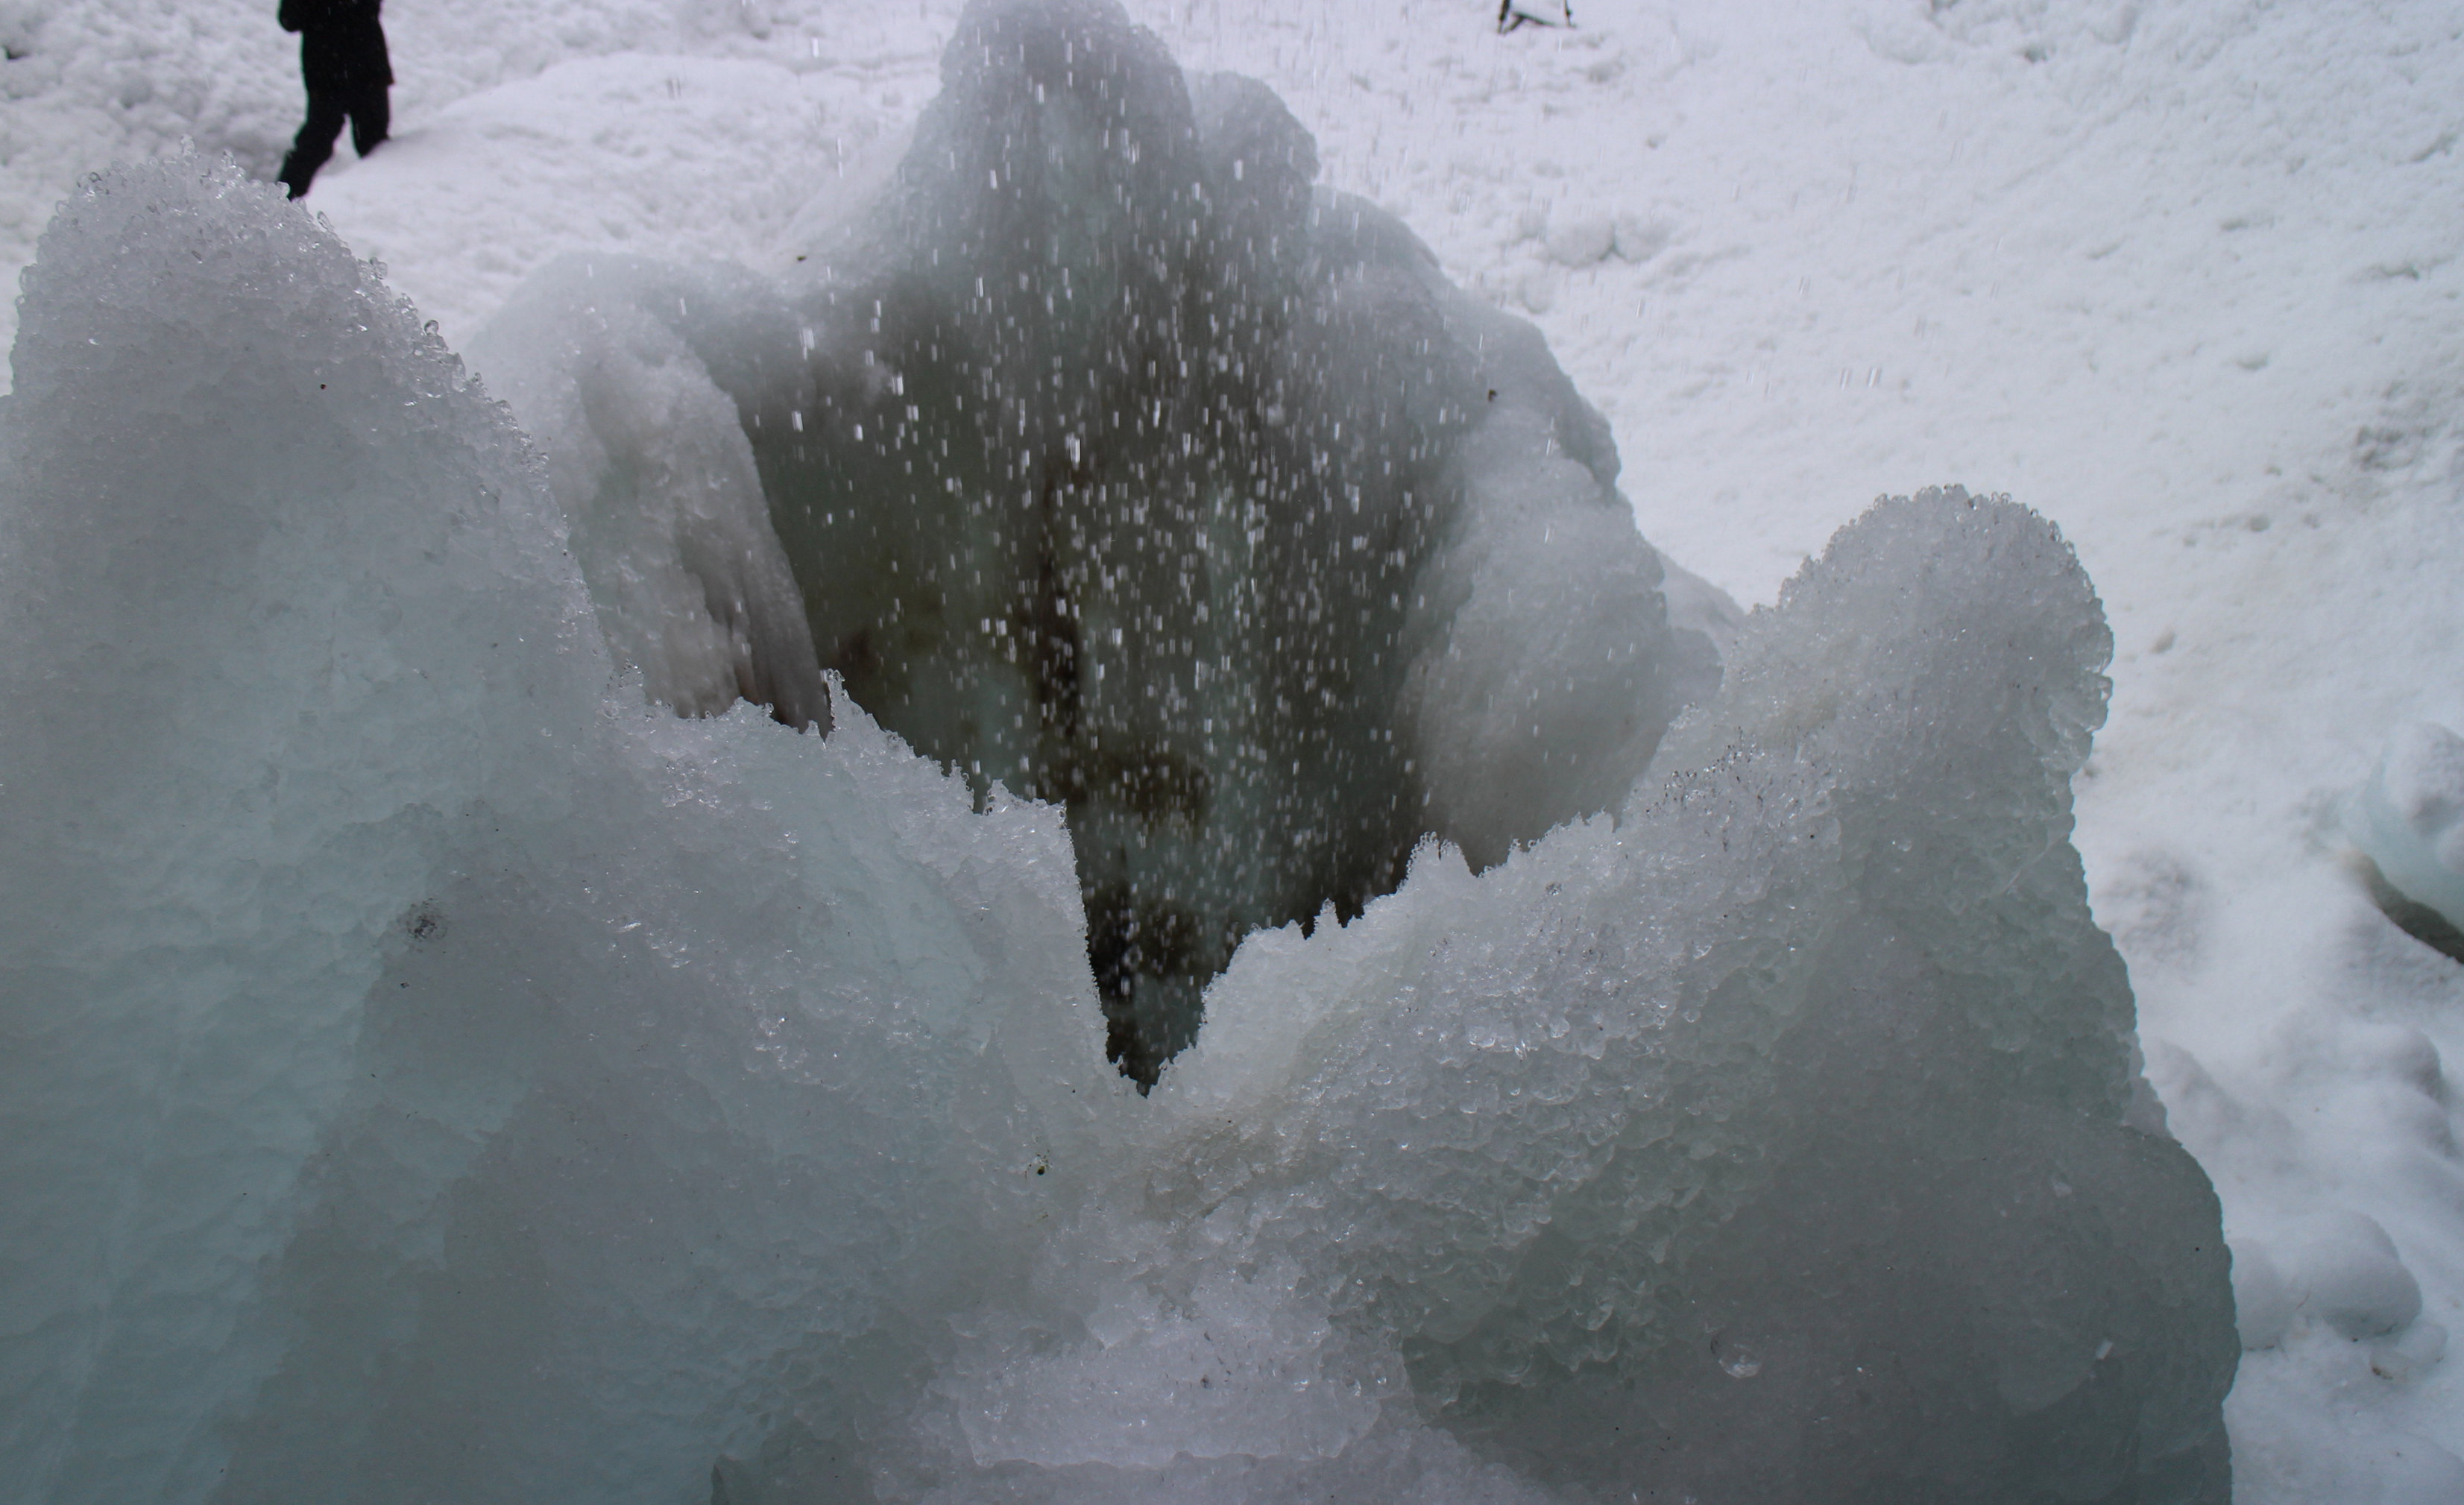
[276,0,391,199]
[1496,1,1572,30]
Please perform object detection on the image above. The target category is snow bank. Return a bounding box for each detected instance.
[0,0,962,373]
[0,140,2235,1499]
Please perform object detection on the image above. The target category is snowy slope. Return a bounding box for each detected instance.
[7,0,2464,1496]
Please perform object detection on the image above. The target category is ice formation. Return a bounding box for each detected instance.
[2348,722,2464,955]
[0,8,2240,1504]
[467,259,831,732]
[468,0,1715,1081]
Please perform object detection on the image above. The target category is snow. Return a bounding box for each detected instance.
[2349,722,2464,944]
[4,0,2463,1497]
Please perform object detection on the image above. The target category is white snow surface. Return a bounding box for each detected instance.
[6,0,2464,1498]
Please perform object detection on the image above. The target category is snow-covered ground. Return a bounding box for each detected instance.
[7,0,2463,1495]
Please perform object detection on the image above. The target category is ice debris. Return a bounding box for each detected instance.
[0,22,2237,1505]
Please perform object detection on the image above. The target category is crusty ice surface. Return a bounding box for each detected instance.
[1,136,2231,1501]
[4,0,2463,1495]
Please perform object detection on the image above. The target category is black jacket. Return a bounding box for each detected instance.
[279,0,391,91]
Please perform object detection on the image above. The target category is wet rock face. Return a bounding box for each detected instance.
[740,0,1701,1080]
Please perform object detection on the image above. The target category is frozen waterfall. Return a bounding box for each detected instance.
[470,0,1715,1082]
[0,2,2237,1501]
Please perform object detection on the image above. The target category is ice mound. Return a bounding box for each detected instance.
[1,68,2234,1505]
[1123,490,2238,1503]
[0,154,1122,1505]
[468,0,1716,1082]
[2348,722,2464,950]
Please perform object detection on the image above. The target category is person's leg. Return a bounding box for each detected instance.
[349,86,390,157]
[279,86,348,198]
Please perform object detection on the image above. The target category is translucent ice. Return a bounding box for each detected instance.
[467,257,829,731]
[470,0,1716,1080]
[0,40,2235,1505]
